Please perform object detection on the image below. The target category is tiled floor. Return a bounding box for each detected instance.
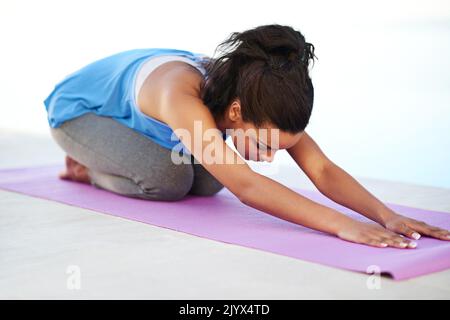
[1,129,449,299]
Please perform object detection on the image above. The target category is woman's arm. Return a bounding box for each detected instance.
[287,131,394,225]
[287,131,450,241]
[162,89,352,235]
[157,74,420,248]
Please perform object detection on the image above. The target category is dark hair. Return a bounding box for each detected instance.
[199,24,317,134]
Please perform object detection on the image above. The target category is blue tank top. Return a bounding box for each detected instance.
[43,48,226,155]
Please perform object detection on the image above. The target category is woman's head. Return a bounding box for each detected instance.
[200,24,317,161]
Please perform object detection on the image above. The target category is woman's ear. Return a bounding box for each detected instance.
[228,98,242,122]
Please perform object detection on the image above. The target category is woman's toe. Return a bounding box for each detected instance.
[58,170,70,179]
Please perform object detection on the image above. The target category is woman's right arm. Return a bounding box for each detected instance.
[157,76,416,249]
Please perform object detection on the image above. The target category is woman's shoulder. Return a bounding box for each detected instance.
[138,61,206,124]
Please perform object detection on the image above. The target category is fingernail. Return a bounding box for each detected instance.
[412,232,421,240]
[408,242,417,248]
[445,235,450,239]
[380,243,388,247]
[399,242,408,248]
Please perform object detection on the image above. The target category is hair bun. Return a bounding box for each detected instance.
[287,51,299,62]
[266,47,308,72]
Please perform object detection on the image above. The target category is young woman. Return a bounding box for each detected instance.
[44,24,450,249]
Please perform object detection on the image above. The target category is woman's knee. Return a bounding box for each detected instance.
[189,182,224,196]
[189,162,225,196]
[137,162,194,201]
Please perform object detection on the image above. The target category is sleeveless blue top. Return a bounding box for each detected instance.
[43,48,225,155]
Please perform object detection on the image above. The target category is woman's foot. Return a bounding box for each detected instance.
[59,155,91,184]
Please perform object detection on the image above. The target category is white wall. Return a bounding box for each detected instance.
[1,0,449,188]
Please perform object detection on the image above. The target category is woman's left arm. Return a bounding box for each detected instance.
[287,131,450,241]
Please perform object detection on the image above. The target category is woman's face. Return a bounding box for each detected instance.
[229,121,302,162]
[217,98,303,162]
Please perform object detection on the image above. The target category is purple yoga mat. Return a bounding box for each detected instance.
[1,164,449,280]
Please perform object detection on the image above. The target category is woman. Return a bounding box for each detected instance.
[44,24,450,248]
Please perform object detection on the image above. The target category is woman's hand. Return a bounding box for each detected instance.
[337,219,418,249]
[381,213,450,241]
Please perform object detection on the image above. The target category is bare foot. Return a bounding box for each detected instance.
[59,155,91,184]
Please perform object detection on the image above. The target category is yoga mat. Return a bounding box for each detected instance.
[1,164,449,280]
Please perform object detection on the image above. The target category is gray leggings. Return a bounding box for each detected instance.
[50,112,224,201]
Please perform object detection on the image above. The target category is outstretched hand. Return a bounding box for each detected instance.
[382,213,450,241]
[336,212,450,249]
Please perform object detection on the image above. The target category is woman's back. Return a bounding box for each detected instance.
[136,57,207,128]
[43,48,211,153]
